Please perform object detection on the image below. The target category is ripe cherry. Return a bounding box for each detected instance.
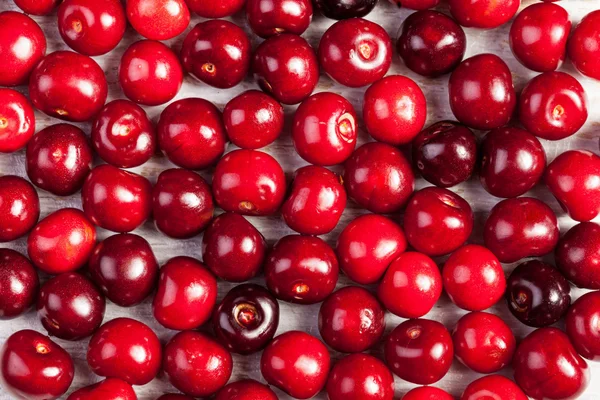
[568,10,600,80]
[67,378,136,400]
[216,379,278,400]
[314,0,377,19]
[556,222,600,289]
[0,89,35,153]
[461,375,527,400]
[0,249,38,319]
[14,0,60,15]
[126,0,190,40]
[566,291,600,361]
[0,176,39,242]
[247,0,313,38]
[448,0,520,29]
[186,0,245,17]
[326,353,394,400]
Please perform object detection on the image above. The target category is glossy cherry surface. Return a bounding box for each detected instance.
[568,10,600,80]
[556,222,600,289]
[186,0,245,17]
[566,291,600,361]
[14,0,60,15]
[126,0,190,40]
[448,0,520,28]
[216,379,278,400]
[247,0,313,38]
[157,395,194,400]
[404,387,453,400]
[0,89,35,153]
[314,0,377,19]
[461,375,527,400]
[326,353,394,400]
[0,176,39,242]
[0,249,38,319]
[67,378,136,400]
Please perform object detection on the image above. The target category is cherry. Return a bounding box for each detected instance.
[26,123,93,196]
[58,0,126,56]
[314,0,377,19]
[0,330,74,399]
[67,378,136,400]
[378,252,442,318]
[556,222,600,289]
[91,100,156,168]
[157,395,194,400]
[261,331,330,399]
[152,168,214,239]
[29,51,107,122]
[28,208,96,275]
[448,0,520,29]
[181,20,251,89]
[89,233,159,307]
[14,0,60,15]
[201,213,266,282]
[566,291,600,361]
[213,149,286,216]
[216,379,278,400]
[247,0,313,38]
[0,176,39,242]
[0,89,35,153]
[153,256,217,330]
[384,318,453,385]
[163,331,233,397]
[119,40,183,106]
[319,18,392,88]
[404,386,453,400]
[326,353,394,400]
[449,54,516,130]
[265,235,339,304]
[390,0,440,9]
[0,249,38,319]
[223,90,284,149]
[126,0,190,40]
[336,214,407,284]
[319,286,385,353]
[87,318,162,386]
[461,375,527,400]
[568,10,600,80]
[252,34,319,105]
[398,10,466,77]
[213,283,279,354]
[344,142,414,214]
[185,0,245,17]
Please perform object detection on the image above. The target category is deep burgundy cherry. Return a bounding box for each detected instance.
[91,100,156,168]
[461,375,528,400]
[247,0,313,38]
[384,319,453,385]
[314,0,377,19]
[153,169,214,239]
[213,149,286,215]
[223,90,284,149]
[566,291,600,361]
[326,353,394,400]
[404,386,453,400]
[337,214,407,284]
[398,10,466,77]
[26,123,93,196]
[449,54,516,130]
[480,127,546,198]
[556,222,600,289]
[163,331,233,397]
[213,284,279,354]
[404,187,473,256]
[319,18,392,88]
[391,0,440,9]
[58,0,126,56]
[119,40,183,106]
[88,233,159,307]
[514,327,590,399]
[0,330,74,400]
[252,34,319,105]
[319,286,385,353]
[201,213,266,282]
[545,150,600,222]
[0,89,35,153]
[28,208,96,275]
[0,249,38,319]
[157,98,227,170]
[126,0,190,40]
[264,235,339,304]
[216,379,278,400]
[186,0,245,17]
[66,378,136,400]
[0,12,46,86]
[344,142,415,214]
[157,395,194,400]
[568,10,600,80]
[153,256,217,330]
[484,197,559,263]
[261,331,330,399]
[448,0,520,28]
[14,0,60,15]
[88,318,162,386]
[378,252,442,318]
[0,176,39,242]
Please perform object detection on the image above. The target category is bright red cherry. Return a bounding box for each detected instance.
[14,0,60,15]
[0,89,35,153]
[0,176,39,242]
[247,0,313,38]
[326,353,394,400]
[67,378,136,400]
[216,379,278,400]
[566,291,600,361]
[448,0,520,28]
[461,375,527,400]
[568,10,600,80]
[313,0,377,19]
[185,0,245,17]
[126,0,190,40]
[556,222,600,289]
[403,386,453,400]
[0,249,38,319]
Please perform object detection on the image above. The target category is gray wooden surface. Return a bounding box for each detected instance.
[1,0,600,398]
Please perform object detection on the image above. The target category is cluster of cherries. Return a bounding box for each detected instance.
[1,0,600,398]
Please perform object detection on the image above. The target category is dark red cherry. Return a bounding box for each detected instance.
[247,0,313,38]
[0,249,38,319]
[566,291,600,361]
[461,375,527,400]
[126,0,190,41]
[0,176,39,242]
[157,395,194,400]
[185,0,245,18]
[448,0,520,28]
[14,0,60,15]
[326,353,394,400]
[216,379,278,400]
[314,0,377,19]
[568,10,600,80]
[556,222,600,289]
[404,386,453,400]
[67,378,136,400]
[0,89,35,153]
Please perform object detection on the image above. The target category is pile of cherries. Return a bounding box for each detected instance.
[1,0,600,398]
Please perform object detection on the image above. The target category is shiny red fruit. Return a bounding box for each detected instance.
[568,10,600,80]
[0,249,38,319]
[556,222,600,289]
[326,353,394,400]
[247,0,313,38]
[216,379,278,400]
[126,0,190,40]
[157,395,194,400]
[566,291,600,361]
[461,375,527,400]
[14,0,60,15]
[185,0,245,17]
[448,0,520,28]
[0,89,35,153]
[403,386,453,400]
[0,176,39,242]
[67,378,136,400]
[314,0,377,20]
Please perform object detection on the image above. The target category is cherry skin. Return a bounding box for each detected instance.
[344,142,415,213]
[119,40,183,106]
[326,353,394,400]
[213,283,279,354]
[568,10,600,80]
[0,249,38,319]
[87,318,162,386]
[282,166,346,235]
[449,54,516,130]
[0,330,74,400]
[403,387,453,400]
[0,176,39,242]
[126,0,190,40]
[247,0,313,38]
[91,100,156,168]
[265,235,339,304]
[157,395,194,400]
[556,222,600,289]
[0,89,35,153]
[319,18,392,88]
[14,0,60,15]
[336,214,407,284]
[384,319,453,385]
[157,98,227,170]
[153,256,217,330]
[448,0,520,29]
[163,331,233,397]
[566,291,600,361]
[26,123,93,196]
[152,169,214,239]
[66,378,136,400]
[314,0,377,19]
[223,90,284,149]
[213,150,286,216]
[261,331,330,399]
[319,286,385,353]
[201,213,266,282]
[186,0,245,17]
[88,233,159,307]
[378,252,442,318]
[461,375,528,400]
[216,379,278,400]
[252,34,319,105]
[0,12,46,87]
[27,208,96,275]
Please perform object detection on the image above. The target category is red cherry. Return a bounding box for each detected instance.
[14,0,60,15]
[157,395,194,400]
[403,386,453,400]
[126,0,190,40]
[461,375,527,400]
[216,379,278,400]
[568,10,600,80]
[67,378,136,400]
[0,249,38,319]
[0,89,35,153]
[0,176,39,242]
[326,353,394,400]
[566,291,600,361]
[448,0,520,28]
[247,0,313,38]
[390,0,439,9]
[313,0,377,20]
[185,0,245,18]
[556,222,600,289]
